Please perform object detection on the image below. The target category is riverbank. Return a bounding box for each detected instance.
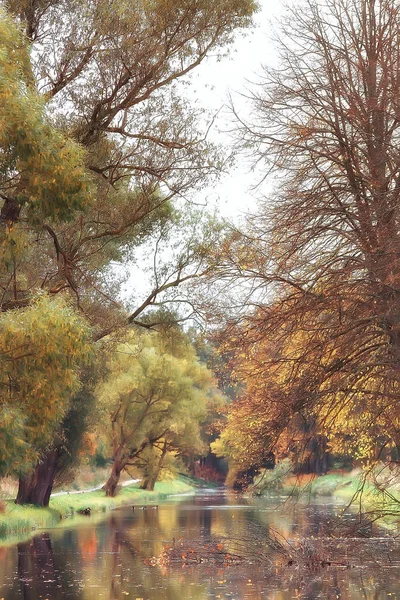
[254,468,400,525]
[0,476,197,544]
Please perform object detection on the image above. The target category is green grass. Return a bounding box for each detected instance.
[309,472,360,497]
[255,468,371,500]
[275,470,400,527]
[0,477,196,545]
[0,504,63,546]
[277,471,378,501]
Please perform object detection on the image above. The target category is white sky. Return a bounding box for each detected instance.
[186,0,289,222]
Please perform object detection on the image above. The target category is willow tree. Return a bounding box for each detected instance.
[0,295,92,505]
[97,329,221,497]
[214,0,400,469]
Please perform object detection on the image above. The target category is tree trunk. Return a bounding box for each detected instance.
[140,440,167,491]
[16,449,61,506]
[103,459,123,497]
[140,474,157,491]
[104,439,151,496]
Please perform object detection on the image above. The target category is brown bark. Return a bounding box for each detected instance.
[140,440,167,491]
[16,449,61,506]
[103,459,124,497]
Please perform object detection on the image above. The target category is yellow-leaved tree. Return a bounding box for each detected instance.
[0,9,91,225]
[0,294,93,505]
[96,327,224,496]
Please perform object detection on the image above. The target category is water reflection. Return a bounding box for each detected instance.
[16,533,83,599]
[0,491,399,599]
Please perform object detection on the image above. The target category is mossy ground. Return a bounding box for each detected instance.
[0,477,196,545]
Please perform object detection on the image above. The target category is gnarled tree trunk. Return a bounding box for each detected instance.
[103,457,125,497]
[16,449,61,506]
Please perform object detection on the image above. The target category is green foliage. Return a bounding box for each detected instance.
[0,295,93,474]
[0,405,28,475]
[99,331,207,442]
[0,9,91,222]
[252,459,293,494]
[97,327,224,489]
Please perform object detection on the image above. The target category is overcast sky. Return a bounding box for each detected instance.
[186,0,288,222]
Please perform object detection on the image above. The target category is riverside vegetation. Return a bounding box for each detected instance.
[0,476,197,543]
[1,0,400,541]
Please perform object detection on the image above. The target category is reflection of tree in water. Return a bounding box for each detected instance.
[17,533,83,600]
[107,514,138,600]
[3,500,399,600]
[199,507,212,536]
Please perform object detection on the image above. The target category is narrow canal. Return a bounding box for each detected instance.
[0,490,399,599]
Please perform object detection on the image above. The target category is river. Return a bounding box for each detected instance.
[0,489,399,599]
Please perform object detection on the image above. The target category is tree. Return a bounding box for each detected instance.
[0,0,257,503]
[214,0,400,471]
[97,328,221,496]
[0,0,258,325]
[0,295,92,503]
[138,418,203,491]
[211,318,333,484]
[2,0,256,234]
[1,0,256,318]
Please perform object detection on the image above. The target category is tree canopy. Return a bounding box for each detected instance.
[0,10,91,225]
[97,327,224,496]
[209,0,400,474]
[0,294,92,476]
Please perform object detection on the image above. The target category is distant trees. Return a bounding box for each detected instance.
[97,328,224,496]
[212,0,400,472]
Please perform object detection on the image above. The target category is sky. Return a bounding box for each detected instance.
[186,0,288,222]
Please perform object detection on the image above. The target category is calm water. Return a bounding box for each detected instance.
[0,490,399,599]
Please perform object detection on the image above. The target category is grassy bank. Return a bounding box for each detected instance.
[281,471,359,498]
[253,466,400,527]
[0,477,196,544]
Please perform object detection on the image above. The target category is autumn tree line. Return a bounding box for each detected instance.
[1,0,400,506]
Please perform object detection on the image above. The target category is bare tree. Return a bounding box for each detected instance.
[216,0,400,469]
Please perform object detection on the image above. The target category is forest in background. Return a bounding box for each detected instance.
[0,0,399,520]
